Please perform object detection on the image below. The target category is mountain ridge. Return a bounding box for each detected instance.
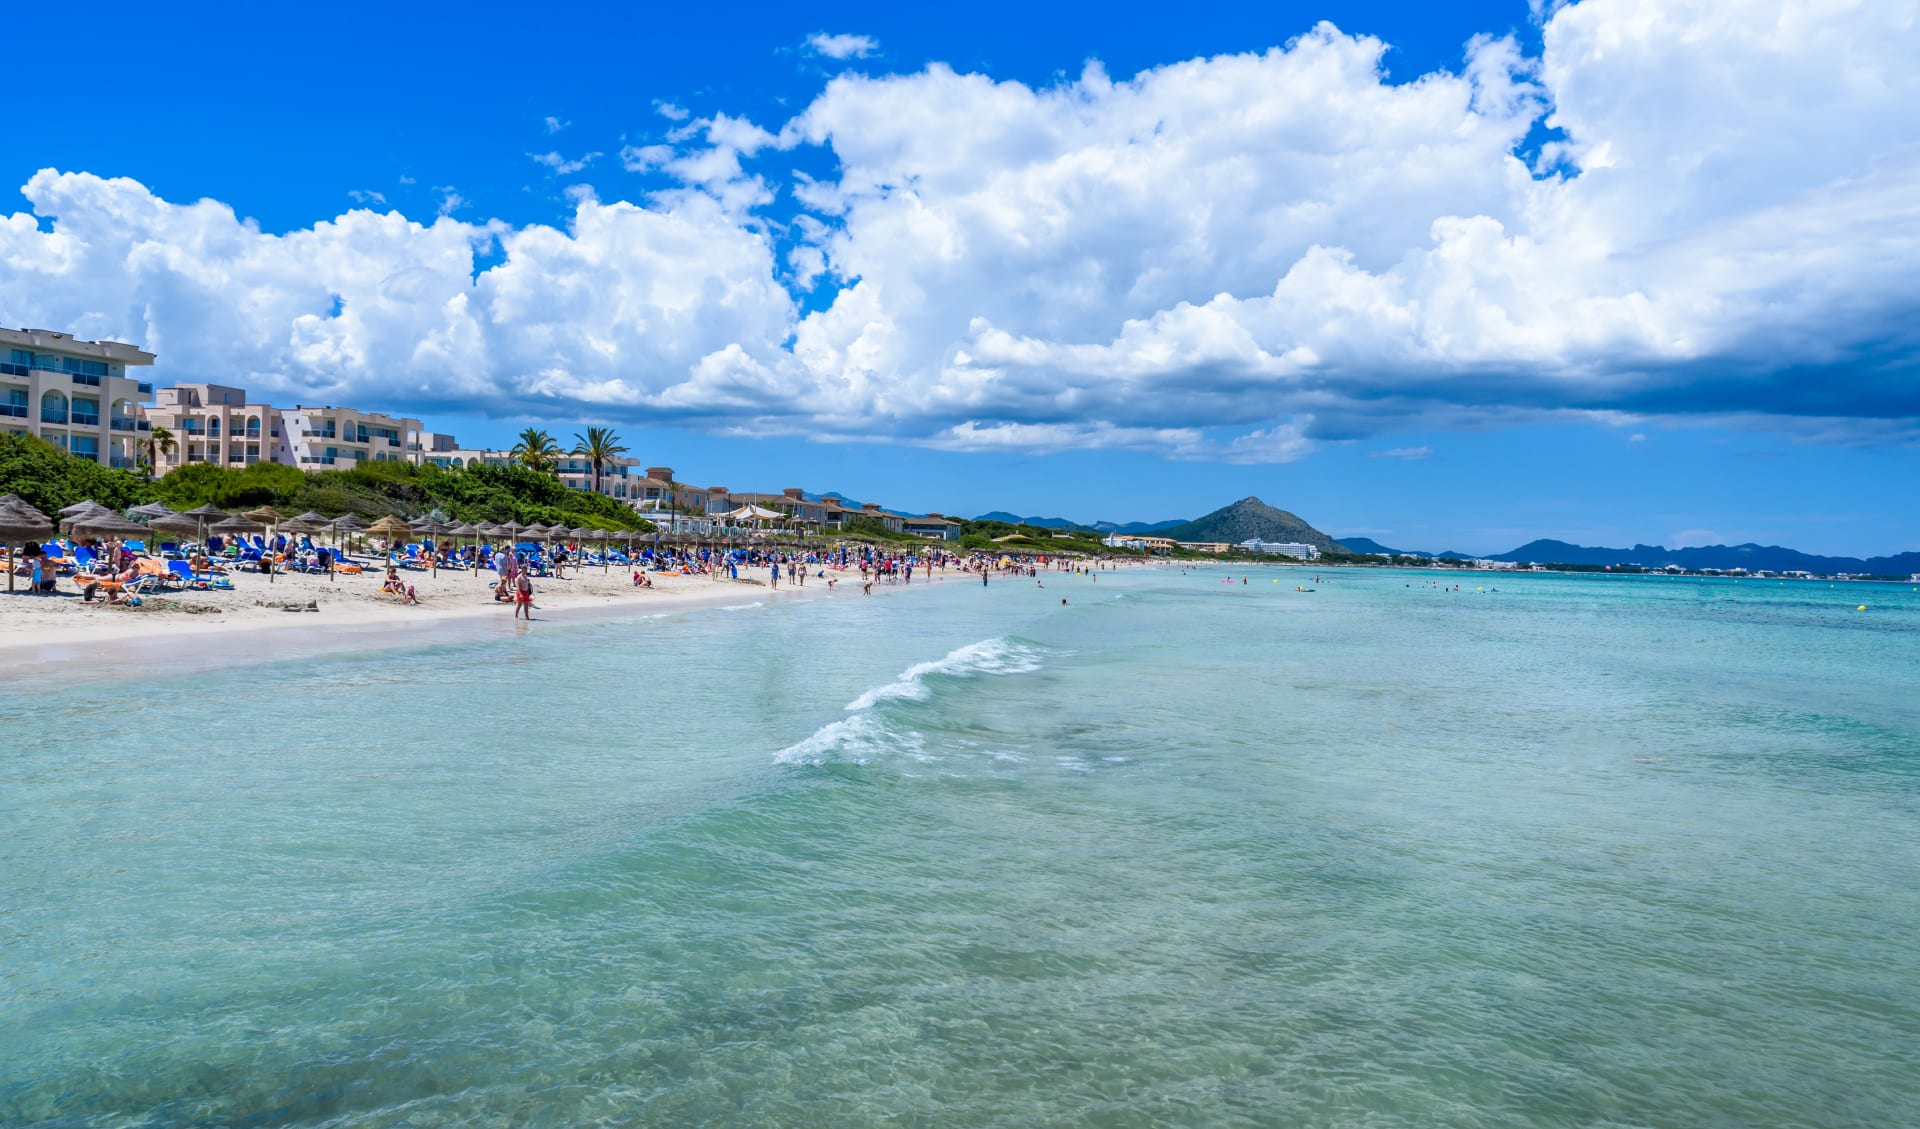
[1158,497,1344,551]
[1488,540,1920,574]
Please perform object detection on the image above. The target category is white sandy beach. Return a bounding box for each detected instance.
[0,560,890,674]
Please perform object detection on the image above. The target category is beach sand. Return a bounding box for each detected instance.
[0,560,866,675]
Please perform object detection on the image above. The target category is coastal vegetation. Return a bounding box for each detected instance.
[0,432,153,516]
[956,518,1132,555]
[0,433,653,530]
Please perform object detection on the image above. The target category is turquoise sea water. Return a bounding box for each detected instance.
[3,567,1918,1127]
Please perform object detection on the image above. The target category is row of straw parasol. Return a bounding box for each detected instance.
[0,493,655,592]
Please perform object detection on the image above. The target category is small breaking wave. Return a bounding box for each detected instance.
[845,636,1045,711]
[776,637,1045,765]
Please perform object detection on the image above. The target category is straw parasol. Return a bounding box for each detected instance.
[442,522,477,576]
[472,523,502,576]
[1,494,50,523]
[330,512,367,556]
[58,501,116,534]
[178,503,229,523]
[209,514,264,537]
[176,503,230,551]
[245,505,287,549]
[364,515,411,558]
[0,501,54,592]
[148,512,199,540]
[579,526,615,572]
[71,512,154,566]
[209,516,266,576]
[317,513,364,580]
[127,502,175,519]
[411,516,448,575]
[72,512,151,539]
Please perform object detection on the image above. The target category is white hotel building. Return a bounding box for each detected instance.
[1,327,156,468]
[144,383,423,474]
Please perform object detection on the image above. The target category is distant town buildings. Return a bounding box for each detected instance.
[2,327,156,469]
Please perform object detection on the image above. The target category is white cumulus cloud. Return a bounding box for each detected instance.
[2,0,1917,461]
[804,32,879,60]
[530,151,602,176]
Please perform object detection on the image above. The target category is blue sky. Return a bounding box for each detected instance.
[6,0,1917,555]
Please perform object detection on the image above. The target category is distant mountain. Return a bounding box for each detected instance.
[1161,497,1344,551]
[1335,536,1412,556]
[1490,540,1920,574]
[973,511,1089,530]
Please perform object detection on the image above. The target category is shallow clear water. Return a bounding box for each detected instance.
[4,568,1918,1127]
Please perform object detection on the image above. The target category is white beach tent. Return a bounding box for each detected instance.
[724,504,785,522]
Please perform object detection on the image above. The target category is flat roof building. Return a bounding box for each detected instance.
[1,327,156,469]
[144,384,423,474]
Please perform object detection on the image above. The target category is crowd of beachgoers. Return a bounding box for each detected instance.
[0,494,1157,658]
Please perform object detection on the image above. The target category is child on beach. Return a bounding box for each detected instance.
[514,572,534,620]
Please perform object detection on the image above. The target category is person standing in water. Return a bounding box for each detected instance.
[514,571,534,620]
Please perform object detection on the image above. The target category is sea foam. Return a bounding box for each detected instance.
[776,637,1044,764]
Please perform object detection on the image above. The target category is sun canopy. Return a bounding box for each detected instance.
[725,504,785,521]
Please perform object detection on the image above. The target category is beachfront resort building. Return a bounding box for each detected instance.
[1,327,155,468]
[1239,539,1319,559]
[144,383,424,474]
[899,513,962,540]
[1104,534,1179,553]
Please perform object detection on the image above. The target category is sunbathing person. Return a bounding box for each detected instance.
[381,566,406,595]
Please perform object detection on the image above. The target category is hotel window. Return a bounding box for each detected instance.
[40,390,67,423]
[71,397,101,426]
[3,388,25,418]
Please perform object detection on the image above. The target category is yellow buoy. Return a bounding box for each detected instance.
[1857,605,1867,611]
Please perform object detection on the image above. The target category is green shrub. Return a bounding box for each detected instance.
[0,434,154,515]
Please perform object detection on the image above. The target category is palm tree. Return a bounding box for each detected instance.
[571,426,628,496]
[143,425,176,478]
[511,427,559,472]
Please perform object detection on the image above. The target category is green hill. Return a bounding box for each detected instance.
[1160,497,1344,552]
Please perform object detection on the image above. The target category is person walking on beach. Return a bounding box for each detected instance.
[514,571,534,620]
